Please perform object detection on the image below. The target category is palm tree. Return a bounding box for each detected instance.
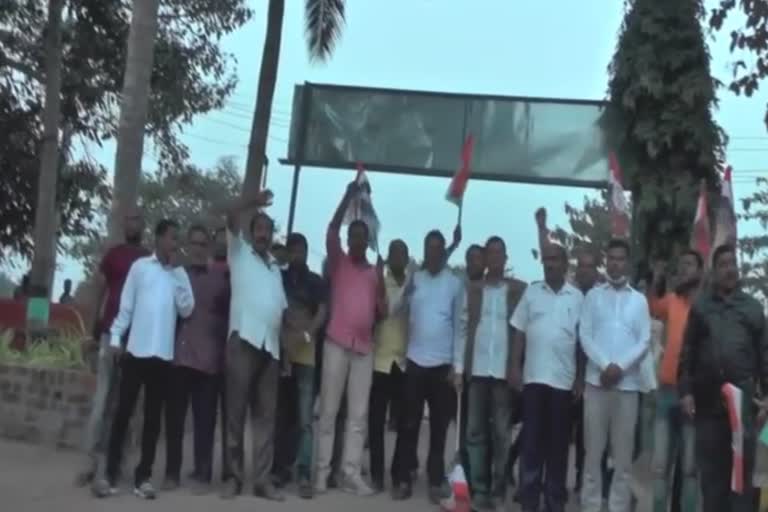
[241,0,346,198]
[28,0,65,297]
[107,0,161,243]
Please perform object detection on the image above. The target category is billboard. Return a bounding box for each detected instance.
[284,83,610,188]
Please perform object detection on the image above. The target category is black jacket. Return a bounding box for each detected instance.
[678,288,767,414]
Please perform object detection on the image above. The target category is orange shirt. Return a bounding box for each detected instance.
[648,291,692,386]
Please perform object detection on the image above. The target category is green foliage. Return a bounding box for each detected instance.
[0,329,87,369]
[602,0,725,268]
[738,177,768,302]
[304,0,346,62]
[0,0,251,261]
[710,1,768,128]
[69,157,242,273]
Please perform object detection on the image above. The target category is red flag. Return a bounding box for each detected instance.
[691,180,712,262]
[712,165,738,252]
[608,152,630,238]
[446,135,474,206]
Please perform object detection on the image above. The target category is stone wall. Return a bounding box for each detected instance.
[0,363,95,448]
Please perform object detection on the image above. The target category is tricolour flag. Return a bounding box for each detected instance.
[446,135,474,206]
[342,162,380,251]
[712,165,738,252]
[722,383,745,494]
[691,180,712,263]
[608,152,630,238]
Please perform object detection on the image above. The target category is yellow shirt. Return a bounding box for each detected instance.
[374,271,408,373]
[284,302,316,367]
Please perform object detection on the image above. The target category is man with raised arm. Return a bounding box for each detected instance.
[314,181,386,496]
[218,190,288,502]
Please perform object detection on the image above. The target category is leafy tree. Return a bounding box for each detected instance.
[0,0,251,261]
[710,1,768,129]
[601,0,725,274]
[70,157,242,274]
[739,177,768,302]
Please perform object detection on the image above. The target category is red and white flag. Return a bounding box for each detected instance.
[608,152,630,238]
[342,162,381,250]
[446,135,474,206]
[691,180,712,262]
[722,383,745,494]
[712,165,738,252]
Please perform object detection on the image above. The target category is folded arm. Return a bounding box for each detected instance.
[578,291,611,371]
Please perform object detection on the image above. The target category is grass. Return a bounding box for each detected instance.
[0,329,87,369]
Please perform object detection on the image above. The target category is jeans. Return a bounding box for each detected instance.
[368,364,406,486]
[466,377,514,498]
[652,387,696,512]
[581,385,639,512]
[392,360,455,487]
[293,364,316,479]
[82,334,124,477]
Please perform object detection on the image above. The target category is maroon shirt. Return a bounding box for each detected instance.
[99,243,150,335]
[174,264,230,375]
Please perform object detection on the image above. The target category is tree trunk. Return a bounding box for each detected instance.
[28,0,65,298]
[241,0,285,199]
[107,0,161,244]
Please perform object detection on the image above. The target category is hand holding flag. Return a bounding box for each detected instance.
[446,135,475,226]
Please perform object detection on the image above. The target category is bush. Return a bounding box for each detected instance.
[0,329,87,369]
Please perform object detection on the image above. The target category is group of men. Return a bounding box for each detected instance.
[71,179,768,512]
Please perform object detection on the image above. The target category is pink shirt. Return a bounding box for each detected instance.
[325,226,381,354]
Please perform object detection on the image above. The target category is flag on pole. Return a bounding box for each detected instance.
[446,135,475,206]
[691,180,712,262]
[712,165,738,252]
[342,162,380,251]
[722,383,745,494]
[608,152,630,238]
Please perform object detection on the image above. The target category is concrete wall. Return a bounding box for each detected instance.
[0,363,95,448]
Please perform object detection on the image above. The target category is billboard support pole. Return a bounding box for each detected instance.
[286,83,312,235]
[286,165,301,234]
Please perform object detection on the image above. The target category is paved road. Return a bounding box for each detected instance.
[1,426,650,512]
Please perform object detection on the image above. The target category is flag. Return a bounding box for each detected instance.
[439,463,470,512]
[712,165,738,252]
[691,180,712,262]
[608,152,630,238]
[446,135,474,206]
[342,162,380,251]
[722,383,745,494]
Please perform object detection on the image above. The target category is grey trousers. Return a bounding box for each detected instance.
[581,384,639,512]
[81,334,124,477]
[223,334,279,486]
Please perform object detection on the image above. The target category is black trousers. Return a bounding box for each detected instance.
[368,364,406,485]
[106,354,169,486]
[164,365,220,483]
[392,360,455,487]
[572,398,585,485]
[272,374,299,479]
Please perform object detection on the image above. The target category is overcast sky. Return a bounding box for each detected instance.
[40,1,768,296]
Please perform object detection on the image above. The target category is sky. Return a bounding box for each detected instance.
[46,0,768,296]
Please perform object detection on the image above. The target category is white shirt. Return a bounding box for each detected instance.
[405,268,463,368]
[510,281,583,390]
[579,282,652,392]
[228,231,287,359]
[455,283,509,379]
[110,255,194,361]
